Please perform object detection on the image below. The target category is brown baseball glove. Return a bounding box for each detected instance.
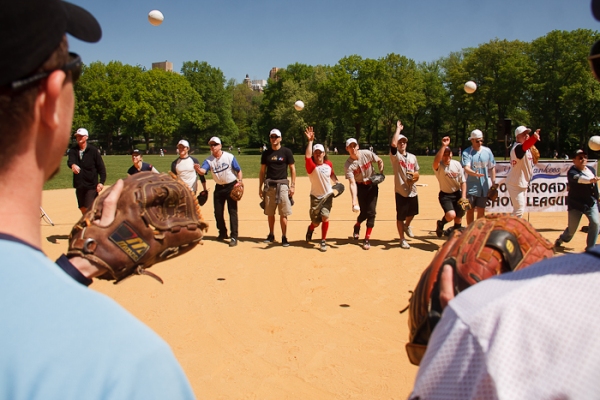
[403,214,554,366]
[531,145,540,164]
[230,181,244,201]
[67,172,209,284]
[197,190,209,206]
[487,184,499,201]
[457,197,471,211]
[407,171,420,185]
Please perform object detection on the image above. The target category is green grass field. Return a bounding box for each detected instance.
[44,154,448,190]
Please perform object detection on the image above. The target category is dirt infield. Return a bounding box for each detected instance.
[40,175,587,399]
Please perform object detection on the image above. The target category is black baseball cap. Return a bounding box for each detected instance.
[1,0,102,88]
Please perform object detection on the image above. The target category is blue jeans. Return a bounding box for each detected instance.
[559,201,600,251]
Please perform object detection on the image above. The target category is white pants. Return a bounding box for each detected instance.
[506,183,527,218]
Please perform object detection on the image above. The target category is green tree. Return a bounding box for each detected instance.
[181,61,238,146]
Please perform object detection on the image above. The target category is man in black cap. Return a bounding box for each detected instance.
[0,1,195,398]
[128,149,159,175]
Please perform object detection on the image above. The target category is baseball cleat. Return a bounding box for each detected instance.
[353,225,360,240]
[320,240,327,252]
[435,220,444,238]
[229,237,238,247]
[306,226,313,242]
[362,240,370,250]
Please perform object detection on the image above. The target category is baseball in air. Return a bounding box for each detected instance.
[589,136,600,151]
[294,100,304,111]
[464,81,477,94]
[148,10,164,26]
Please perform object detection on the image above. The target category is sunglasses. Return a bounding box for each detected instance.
[209,143,220,147]
[576,155,588,160]
[9,52,82,91]
[270,135,280,139]
[475,139,484,143]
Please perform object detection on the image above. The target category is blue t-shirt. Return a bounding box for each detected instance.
[0,236,195,400]
[461,146,496,197]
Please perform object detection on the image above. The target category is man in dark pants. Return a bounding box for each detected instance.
[344,138,384,250]
[555,149,600,252]
[67,127,106,214]
[198,137,243,247]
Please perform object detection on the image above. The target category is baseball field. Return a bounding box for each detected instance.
[40,174,585,399]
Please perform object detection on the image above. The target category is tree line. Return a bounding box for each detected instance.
[73,29,600,158]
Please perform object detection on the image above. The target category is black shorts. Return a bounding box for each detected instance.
[75,187,98,209]
[467,194,487,209]
[395,193,419,221]
[438,191,465,218]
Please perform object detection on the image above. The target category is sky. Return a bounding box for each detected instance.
[70,0,600,83]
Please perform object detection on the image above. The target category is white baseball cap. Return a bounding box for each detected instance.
[468,129,483,140]
[313,144,325,153]
[75,128,88,137]
[208,137,221,145]
[346,138,358,147]
[397,134,408,143]
[270,129,282,137]
[514,126,531,136]
[178,139,190,148]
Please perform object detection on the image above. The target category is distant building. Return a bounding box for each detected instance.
[243,74,268,92]
[252,79,267,92]
[152,61,173,72]
[269,67,280,81]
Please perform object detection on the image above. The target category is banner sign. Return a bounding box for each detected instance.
[486,159,598,213]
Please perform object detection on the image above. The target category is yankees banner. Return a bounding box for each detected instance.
[487,159,598,213]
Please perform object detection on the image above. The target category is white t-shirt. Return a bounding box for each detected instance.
[200,151,240,185]
[389,148,419,197]
[410,250,600,400]
[306,157,334,199]
[506,143,534,188]
[434,159,465,194]
[174,157,199,192]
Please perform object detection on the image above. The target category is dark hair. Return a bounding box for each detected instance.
[0,37,69,169]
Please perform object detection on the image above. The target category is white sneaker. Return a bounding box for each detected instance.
[404,225,414,238]
[400,239,410,249]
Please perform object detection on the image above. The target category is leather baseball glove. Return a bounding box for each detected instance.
[67,172,209,284]
[369,173,386,185]
[332,182,345,197]
[403,214,554,366]
[487,184,499,201]
[197,190,209,206]
[407,171,420,185]
[230,181,244,201]
[531,145,540,164]
[458,197,472,211]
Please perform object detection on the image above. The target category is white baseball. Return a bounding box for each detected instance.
[294,100,304,111]
[353,205,360,213]
[589,136,600,151]
[148,10,164,26]
[464,81,477,94]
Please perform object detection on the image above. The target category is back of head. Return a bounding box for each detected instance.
[0,0,101,169]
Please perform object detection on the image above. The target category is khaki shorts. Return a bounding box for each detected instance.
[309,194,333,224]
[264,185,292,217]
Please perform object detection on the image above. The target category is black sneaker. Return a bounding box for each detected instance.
[320,240,328,252]
[217,233,229,241]
[435,220,444,238]
[282,236,290,247]
[353,225,360,240]
[306,226,314,242]
[554,239,563,249]
[264,233,275,243]
[229,238,238,247]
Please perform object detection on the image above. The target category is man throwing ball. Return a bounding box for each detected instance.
[432,137,467,237]
[344,138,384,250]
[304,127,341,252]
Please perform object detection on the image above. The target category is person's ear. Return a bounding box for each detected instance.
[37,70,68,130]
